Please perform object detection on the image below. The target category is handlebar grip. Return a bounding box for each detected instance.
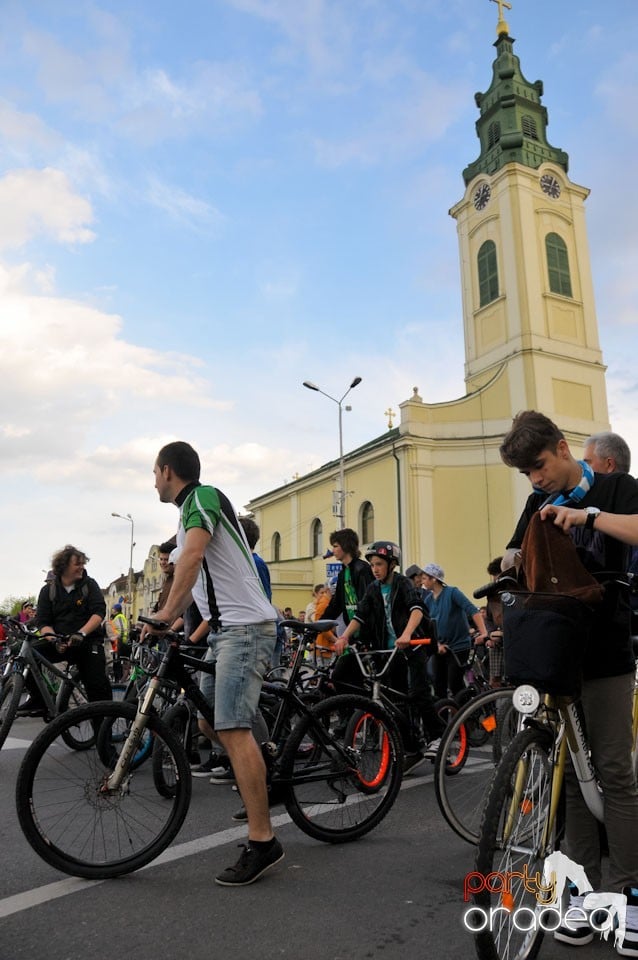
[138,614,170,630]
[408,638,431,645]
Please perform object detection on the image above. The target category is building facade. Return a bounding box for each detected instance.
[246,13,610,609]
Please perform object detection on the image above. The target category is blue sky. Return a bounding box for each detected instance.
[1,0,637,600]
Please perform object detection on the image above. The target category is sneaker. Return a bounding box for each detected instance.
[403,751,426,774]
[210,766,236,785]
[191,754,222,777]
[16,698,47,717]
[231,785,285,821]
[617,886,638,957]
[215,840,284,886]
[424,737,441,761]
[554,883,594,946]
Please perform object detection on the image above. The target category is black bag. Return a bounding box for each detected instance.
[502,591,592,697]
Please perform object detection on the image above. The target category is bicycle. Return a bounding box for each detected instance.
[471,581,636,960]
[153,623,332,797]
[15,616,404,879]
[0,621,95,751]
[338,640,461,773]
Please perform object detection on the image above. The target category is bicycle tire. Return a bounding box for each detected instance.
[16,700,192,879]
[56,680,94,751]
[280,694,403,844]
[343,709,393,794]
[473,726,554,960]
[0,674,24,749]
[152,701,192,798]
[434,687,516,845]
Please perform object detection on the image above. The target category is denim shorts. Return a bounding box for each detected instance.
[198,620,276,731]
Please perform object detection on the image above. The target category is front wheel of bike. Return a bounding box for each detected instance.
[280,694,403,844]
[0,674,24,749]
[473,726,555,960]
[16,700,192,879]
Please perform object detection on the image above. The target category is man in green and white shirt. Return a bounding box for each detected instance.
[153,441,282,888]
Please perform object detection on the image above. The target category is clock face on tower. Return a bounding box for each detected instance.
[540,173,561,198]
[473,182,491,210]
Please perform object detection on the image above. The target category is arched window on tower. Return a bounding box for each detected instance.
[545,233,573,297]
[271,531,281,562]
[478,240,499,307]
[311,519,323,558]
[487,121,501,149]
[360,501,375,545]
[522,115,539,140]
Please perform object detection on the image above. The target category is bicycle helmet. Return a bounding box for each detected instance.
[365,541,401,565]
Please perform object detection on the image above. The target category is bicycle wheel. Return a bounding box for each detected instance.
[152,701,192,798]
[434,687,516,845]
[16,700,192,879]
[0,674,24,749]
[280,694,403,843]
[473,726,555,960]
[343,708,393,793]
[56,680,94,750]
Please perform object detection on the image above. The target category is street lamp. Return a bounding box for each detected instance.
[302,376,362,527]
[111,512,135,617]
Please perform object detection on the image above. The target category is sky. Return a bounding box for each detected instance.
[1,0,637,602]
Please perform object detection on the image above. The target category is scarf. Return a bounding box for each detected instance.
[535,459,595,509]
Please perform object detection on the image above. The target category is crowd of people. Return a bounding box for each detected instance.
[4,414,638,956]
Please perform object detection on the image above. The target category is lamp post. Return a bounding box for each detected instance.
[302,376,362,528]
[111,512,135,617]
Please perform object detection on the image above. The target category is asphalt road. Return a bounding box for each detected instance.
[0,717,611,960]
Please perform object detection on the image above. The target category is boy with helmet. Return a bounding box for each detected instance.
[333,540,445,766]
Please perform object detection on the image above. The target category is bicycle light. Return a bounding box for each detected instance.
[513,684,541,715]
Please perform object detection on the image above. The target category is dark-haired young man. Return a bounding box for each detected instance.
[500,410,638,951]
[322,528,374,632]
[152,441,282,887]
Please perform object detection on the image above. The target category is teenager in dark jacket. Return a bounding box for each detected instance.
[322,528,374,634]
[334,540,444,767]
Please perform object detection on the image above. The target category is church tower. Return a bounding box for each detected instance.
[449,7,609,433]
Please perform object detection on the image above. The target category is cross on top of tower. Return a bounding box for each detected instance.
[490,0,512,36]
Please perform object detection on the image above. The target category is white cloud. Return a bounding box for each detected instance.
[0,98,61,151]
[0,168,95,250]
[146,177,225,230]
[225,0,352,75]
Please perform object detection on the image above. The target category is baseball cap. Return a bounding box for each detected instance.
[423,563,446,583]
[405,564,423,579]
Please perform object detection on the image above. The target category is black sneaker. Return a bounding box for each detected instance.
[231,785,285,821]
[191,754,222,777]
[210,766,236,785]
[16,698,47,717]
[554,883,594,946]
[617,885,638,957]
[215,840,284,886]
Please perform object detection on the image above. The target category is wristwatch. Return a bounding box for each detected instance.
[584,506,601,530]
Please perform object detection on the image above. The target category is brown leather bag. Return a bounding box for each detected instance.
[519,511,603,606]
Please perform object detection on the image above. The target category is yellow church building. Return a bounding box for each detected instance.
[247,9,610,610]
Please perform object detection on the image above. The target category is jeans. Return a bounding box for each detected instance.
[564,672,638,891]
[199,621,276,731]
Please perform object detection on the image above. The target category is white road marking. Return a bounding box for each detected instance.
[0,764,438,919]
